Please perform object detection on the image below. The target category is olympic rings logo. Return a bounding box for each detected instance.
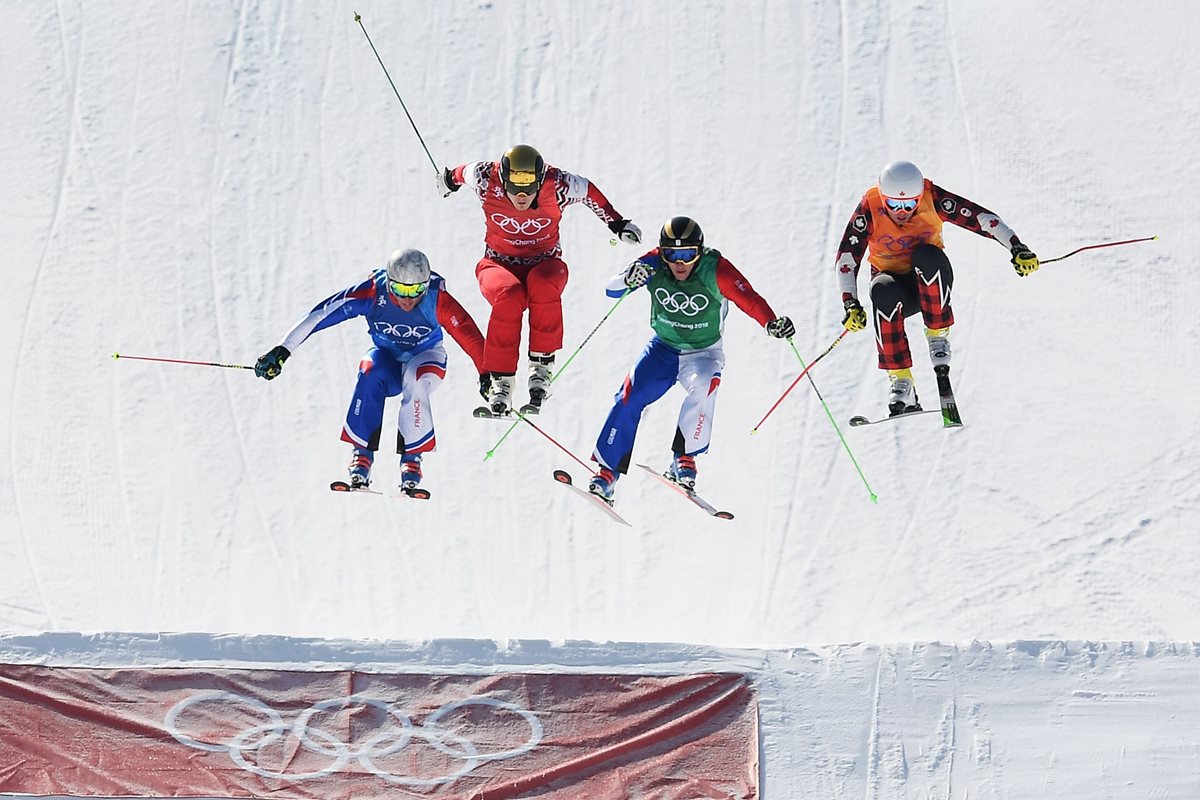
[164,691,543,787]
[375,322,433,339]
[489,213,552,235]
[654,287,711,316]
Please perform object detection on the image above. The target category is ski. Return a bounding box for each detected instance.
[473,403,541,419]
[848,408,941,427]
[329,481,431,500]
[552,469,631,526]
[934,364,963,428]
[635,464,735,520]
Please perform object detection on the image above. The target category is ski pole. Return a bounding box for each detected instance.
[111,353,253,370]
[787,340,878,504]
[751,329,848,433]
[1040,235,1157,265]
[518,416,596,475]
[353,12,440,173]
[484,290,631,461]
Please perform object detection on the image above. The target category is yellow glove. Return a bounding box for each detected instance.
[1011,245,1039,277]
[842,298,867,332]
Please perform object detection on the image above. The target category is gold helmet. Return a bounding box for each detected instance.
[500,144,545,196]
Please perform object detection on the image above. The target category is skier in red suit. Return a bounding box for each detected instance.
[439,144,641,415]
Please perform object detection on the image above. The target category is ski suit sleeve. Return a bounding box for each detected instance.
[278,278,377,353]
[716,257,777,328]
[556,168,623,228]
[453,161,493,197]
[436,290,486,374]
[930,183,1022,249]
[605,250,660,297]
[834,196,873,301]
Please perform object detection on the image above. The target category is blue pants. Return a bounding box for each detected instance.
[593,338,725,474]
[340,346,446,455]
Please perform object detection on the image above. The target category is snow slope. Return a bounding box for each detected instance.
[2,0,1199,796]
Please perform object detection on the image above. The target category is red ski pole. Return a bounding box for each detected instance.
[1040,235,1157,265]
[111,353,254,370]
[751,329,848,434]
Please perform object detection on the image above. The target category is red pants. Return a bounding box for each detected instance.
[475,256,569,374]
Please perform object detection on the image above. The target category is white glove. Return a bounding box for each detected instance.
[436,167,459,198]
[608,219,642,245]
[623,260,653,289]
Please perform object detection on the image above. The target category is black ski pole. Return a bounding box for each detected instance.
[353,12,440,173]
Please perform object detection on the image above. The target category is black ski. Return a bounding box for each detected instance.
[934,365,963,427]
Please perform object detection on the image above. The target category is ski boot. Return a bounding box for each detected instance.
[588,467,618,505]
[525,352,555,412]
[348,449,374,489]
[926,327,951,370]
[669,454,697,492]
[399,454,423,493]
[488,373,516,415]
[886,368,922,417]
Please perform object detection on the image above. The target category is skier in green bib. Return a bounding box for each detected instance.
[588,216,794,503]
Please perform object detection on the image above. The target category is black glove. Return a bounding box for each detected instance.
[607,218,642,244]
[766,316,795,339]
[842,298,867,332]
[1010,243,1039,276]
[254,345,290,380]
[437,167,460,197]
[479,372,492,401]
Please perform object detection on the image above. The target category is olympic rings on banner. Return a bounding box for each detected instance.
[654,287,711,316]
[164,691,543,787]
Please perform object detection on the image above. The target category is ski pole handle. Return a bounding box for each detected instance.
[1040,235,1157,265]
[112,353,254,370]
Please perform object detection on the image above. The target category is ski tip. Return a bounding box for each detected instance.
[552,469,572,485]
[404,488,431,500]
[848,416,869,427]
[714,511,735,520]
[330,481,354,492]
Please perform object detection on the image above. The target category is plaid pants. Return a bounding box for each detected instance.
[869,244,955,370]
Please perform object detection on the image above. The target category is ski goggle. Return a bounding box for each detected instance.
[503,170,542,196]
[661,246,701,265]
[884,197,919,213]
[389,280,427,298]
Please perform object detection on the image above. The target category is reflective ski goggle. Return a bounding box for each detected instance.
[503,170,541,196]
[389,280,428,298]
[661,246,701,265]
[884,197,919,213]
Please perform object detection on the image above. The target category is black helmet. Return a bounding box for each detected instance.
[500,144,545,196]
[659,216,704,264]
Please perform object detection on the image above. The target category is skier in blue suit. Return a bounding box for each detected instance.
[254,249,485,491]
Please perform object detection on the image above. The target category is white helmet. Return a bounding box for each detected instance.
[386,248,431,285]
[878,160,924,199]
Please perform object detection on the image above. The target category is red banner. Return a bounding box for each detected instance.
[0,666,757,799]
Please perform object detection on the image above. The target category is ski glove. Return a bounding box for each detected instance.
[254,345,290,380]
[1011,244,1039,277]
[623,260,654,289]
[437,167,460,198]
[608,219,642,245]
[766,316,795,339]
[842,298,867,332]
